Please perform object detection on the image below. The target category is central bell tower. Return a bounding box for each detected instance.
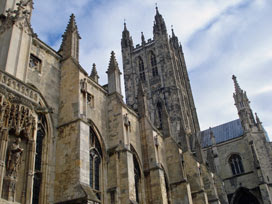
[121,7,200,152]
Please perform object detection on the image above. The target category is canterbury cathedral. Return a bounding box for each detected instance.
[0,0,272,204]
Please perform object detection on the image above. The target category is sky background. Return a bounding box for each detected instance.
[31,0,272,139]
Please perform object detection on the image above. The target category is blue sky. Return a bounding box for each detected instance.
[31,0,272,138]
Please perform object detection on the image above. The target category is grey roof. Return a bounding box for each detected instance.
[200,119,244,148]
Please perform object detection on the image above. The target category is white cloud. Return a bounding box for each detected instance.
[31,0,272,139]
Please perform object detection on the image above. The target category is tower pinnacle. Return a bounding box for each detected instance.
[90,63,99,83]
[59,14,81,61]
[107,51,122,95]
[153,6,167,37]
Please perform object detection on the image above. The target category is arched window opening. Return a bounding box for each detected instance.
[157,102,162,129]
[150,52,158,77]
[231,187,260,204]
[229,154,244,175]
[133,154,141,203]
[32,114,47,204]
[138,57,145,81]
[89,127,102,200]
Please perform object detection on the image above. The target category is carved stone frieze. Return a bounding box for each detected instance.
[0,70,39,105]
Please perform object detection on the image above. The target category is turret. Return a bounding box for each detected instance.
[232,75,255,131]
[0,0,34,81]
[170,27,179,49]
[153,6,167,38]
[107,51,122,95]
[90,63,99,83]
[121,23,133,49]
[59,14,81,61]
[141,32,146,45]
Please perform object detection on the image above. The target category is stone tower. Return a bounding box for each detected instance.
[0,0,34,81]
[122,7,200,152]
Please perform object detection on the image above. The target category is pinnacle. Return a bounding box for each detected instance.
[232,74,241,93]
[107,51,120,73]
[91,63,98,76]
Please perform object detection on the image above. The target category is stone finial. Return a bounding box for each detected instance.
[59,14,81,61]
[141,32,146,45]
[90,63,99,83]
[232,75,242,94]
[107,51,120,74]
[209,127,216,146]
[107,51,122,94]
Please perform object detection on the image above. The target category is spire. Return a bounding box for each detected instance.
[170,26,179,49]
[255,113,261,124]
[59,14,81,61]
[141,32,146,45]
[153,6,167,38]
[107,51,122,94]
[90,63,99,83]
[121,22,133,49]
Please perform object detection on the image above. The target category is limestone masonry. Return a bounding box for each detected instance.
[0,0,271,204]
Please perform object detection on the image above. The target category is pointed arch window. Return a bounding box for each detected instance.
[133,154,141,203]
[32,114,47,204]
[150,52,158,77]
[138,57,145,81]
[229,154,244,175]
[89,127,102,200]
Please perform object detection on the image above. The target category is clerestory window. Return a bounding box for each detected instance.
[229,154,244,175]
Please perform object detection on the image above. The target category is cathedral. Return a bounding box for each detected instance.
[0,0,272,204]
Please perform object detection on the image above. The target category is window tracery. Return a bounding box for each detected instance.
[229,154,244,175]
[89,127,102,200]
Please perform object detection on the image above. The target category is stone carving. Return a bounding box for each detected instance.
[6,138,24,178]
[80,78,87,93]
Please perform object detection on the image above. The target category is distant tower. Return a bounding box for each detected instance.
[121,7,200,151]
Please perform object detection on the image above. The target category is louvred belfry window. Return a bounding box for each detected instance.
[138,57,145,81]
[150,52,158,77]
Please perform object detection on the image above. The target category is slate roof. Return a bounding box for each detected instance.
[200,119,244,148]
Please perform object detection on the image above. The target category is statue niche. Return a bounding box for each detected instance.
[2,130,27,202]
[6,137,24,178]
[0,99,37,203]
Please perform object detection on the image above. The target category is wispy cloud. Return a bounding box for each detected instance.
[31,0,272,139]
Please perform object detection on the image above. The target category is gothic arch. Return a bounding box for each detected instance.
[87,119,106,202]
[230,187,260,204]
[160,165,171,204]
[27,84,55,204]
[130,145,144,203]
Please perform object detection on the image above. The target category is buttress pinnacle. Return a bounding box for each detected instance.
[232,75,241,94]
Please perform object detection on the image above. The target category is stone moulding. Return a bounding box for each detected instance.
[0,70,40,105]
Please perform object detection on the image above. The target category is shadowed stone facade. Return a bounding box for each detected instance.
[0,1,271,204]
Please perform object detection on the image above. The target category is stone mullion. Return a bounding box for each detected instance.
[0,128,9,196]
[23,120,36,204]
[24,137,36,204]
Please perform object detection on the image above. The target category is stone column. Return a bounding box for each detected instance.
[24,138,36,204]
[0,128,9,196]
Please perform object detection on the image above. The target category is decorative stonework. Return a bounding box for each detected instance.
[0,70,39,104]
